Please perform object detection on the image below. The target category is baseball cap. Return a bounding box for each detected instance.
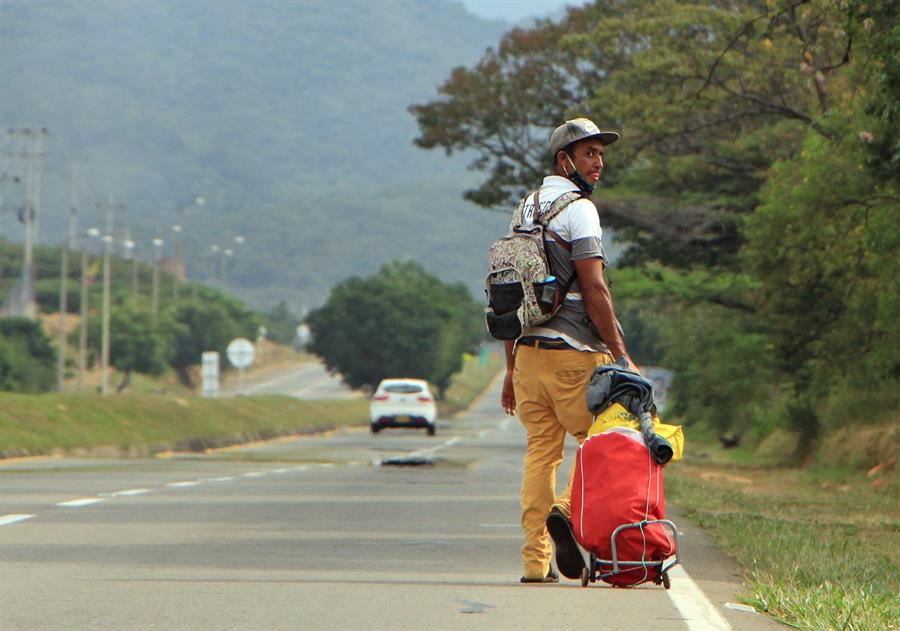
[548,118,620,155]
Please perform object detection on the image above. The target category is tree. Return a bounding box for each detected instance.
[0,317,56,392]
[165,298,247,388]
[85,304,169,391]
[306,261,483,396]
[263,301,300,345]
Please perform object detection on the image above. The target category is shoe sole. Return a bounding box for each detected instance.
[546,512,586,579]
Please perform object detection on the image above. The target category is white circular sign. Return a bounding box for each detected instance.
[226,338,255,369]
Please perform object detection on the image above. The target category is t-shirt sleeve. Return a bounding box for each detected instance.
[559,199,606,261]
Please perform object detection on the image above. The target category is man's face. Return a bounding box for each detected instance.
[565,139,605,184]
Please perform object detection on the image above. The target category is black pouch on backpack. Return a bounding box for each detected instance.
[488,282,524,315]
[485,309,522,340]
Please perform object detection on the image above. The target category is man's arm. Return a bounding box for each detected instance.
[573,257,639,372]
[500,340,516,415]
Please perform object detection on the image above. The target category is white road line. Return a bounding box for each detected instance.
[271,468,292,474]
[166,481,200,488]
[112,488,151,496]
[207,476,236,482]
[666,566,734,631]
[478,429,490,438]
[242,472,266,478]
[0,514,35,526]
[292,466,309,472]
[56,498,106,508]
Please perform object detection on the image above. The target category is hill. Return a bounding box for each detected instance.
[0,0,510,312]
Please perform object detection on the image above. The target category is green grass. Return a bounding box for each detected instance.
[667,443,899,630]
[438,347,504,417]
[0,349,504,458]
[0,392,369,457]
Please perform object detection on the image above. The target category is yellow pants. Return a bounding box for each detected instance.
[513,344,614,578]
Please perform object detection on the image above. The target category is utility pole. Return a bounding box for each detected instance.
[57,201,76,392]
[152,223,163,324]
[7,127,48,319]
[96,196,123,396]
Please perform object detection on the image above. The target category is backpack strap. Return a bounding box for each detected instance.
[533,189,584,302]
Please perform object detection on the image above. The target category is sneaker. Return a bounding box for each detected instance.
[546,507,586,579]
[520,569,559,584]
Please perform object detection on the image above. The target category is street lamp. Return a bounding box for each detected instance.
[152,233,164,322]
[123,237,138,301]
[77,227,101,391]
[173,196,205,298]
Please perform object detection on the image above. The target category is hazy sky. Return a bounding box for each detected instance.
[459,0,574,22]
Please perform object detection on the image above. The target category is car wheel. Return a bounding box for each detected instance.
[371,425,380,434]
[427,425,436,436]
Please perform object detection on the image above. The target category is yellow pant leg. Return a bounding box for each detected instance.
[549,351,614,517]
[513,345,613,577]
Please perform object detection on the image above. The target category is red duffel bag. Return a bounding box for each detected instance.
[571,427,675,587]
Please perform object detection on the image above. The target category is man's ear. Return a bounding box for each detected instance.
[556,150,569,172]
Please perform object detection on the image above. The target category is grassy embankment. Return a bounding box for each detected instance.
[667,434,899,631]
[0,346,504,459]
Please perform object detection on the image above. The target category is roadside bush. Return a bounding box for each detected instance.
[0,317,57,392]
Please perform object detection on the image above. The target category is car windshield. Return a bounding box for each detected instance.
[383,383,424,394]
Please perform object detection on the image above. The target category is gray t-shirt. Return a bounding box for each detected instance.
[513,175,613,353]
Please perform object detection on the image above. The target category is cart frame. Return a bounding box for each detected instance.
[580,518,680,589]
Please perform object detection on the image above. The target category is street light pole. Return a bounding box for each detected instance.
[172,196,204,299]
[57,205,76,391]
[152,226,163,324]
[79,227,99,391]
[123,235,138,303]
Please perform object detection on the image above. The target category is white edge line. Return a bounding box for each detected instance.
[166,481,200,488]
[207,476,236,482]
[666,566,734,631]
[242,472,265,478]
[56,498,106,508]
[0,514,35,526]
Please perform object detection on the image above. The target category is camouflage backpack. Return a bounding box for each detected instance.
[485,189,582,340]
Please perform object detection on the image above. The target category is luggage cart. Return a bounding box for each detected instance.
[580,518,681,589]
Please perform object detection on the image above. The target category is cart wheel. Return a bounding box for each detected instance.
[662,572,671,590]
[589,553,597,582]
[580,566,590,587]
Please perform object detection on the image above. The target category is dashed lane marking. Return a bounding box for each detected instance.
[56,498,106,508]
[165,481,200,488]
[0,514,35,526]
[99,489,152,497]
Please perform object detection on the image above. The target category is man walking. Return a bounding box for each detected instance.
[501,118,639,583]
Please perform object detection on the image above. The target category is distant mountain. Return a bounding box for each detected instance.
[0,0,510,312]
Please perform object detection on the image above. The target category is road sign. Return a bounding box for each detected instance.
[226,338,255,369]
[201,351,220,398]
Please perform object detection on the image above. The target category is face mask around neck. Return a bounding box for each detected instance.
[565,154,595,196]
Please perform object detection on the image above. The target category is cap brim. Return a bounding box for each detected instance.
[591,131,620,146]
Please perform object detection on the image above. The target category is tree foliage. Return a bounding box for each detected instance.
[413,0,899,445]
[0,318,56,392]
[85,304,170,391]
[307,261,483,396]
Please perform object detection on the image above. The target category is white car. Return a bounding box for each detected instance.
[370,378,437,435]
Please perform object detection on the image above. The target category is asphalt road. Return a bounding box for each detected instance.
[224,360,359,399]
[0,380,783,631]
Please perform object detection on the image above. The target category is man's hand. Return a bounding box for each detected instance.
[501,370,517,416]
